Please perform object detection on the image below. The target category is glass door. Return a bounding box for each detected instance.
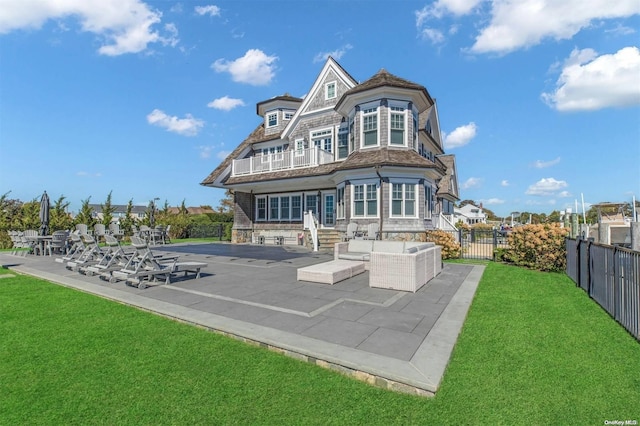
[323,193,335,227]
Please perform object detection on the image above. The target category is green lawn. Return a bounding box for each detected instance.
[1,263,638,424]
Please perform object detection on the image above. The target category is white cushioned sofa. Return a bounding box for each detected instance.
[334,240,442,292]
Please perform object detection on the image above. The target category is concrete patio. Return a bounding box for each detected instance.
[0,243,484,396]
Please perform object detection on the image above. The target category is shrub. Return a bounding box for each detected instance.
[424,230,461,259]
[501,223,568,272]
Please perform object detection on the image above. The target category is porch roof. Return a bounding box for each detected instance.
[222,147,442,185]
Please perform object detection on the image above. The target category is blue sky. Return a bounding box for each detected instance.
[1,0,639,218]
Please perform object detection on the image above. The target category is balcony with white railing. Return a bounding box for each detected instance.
[231,146,335,176]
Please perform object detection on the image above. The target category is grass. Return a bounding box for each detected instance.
[1,263,638,424]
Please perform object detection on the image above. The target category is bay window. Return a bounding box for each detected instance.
[391,183,416,217]
[353,183,377,217]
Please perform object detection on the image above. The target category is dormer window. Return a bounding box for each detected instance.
[325,81,336,100]
[283,111,294,120]
[267,112,278,128]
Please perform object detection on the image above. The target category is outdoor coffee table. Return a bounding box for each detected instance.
[297,259,365,285]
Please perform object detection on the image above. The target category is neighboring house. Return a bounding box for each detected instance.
[454,204,487,225]
[166,207,216,215]
[200,57,460,243]
[89,204,147,223]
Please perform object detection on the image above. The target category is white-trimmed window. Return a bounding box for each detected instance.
[305,194,318,216]
[295,139,305,156]
[267,112,278,128]
[362,108,378,147]
[325,81,336,100]
[391,183,416,217]
[425,184,433,219]
[284,111,294,120]
[389,106,405,146]
[264,194,303,221]
[291,195,302,220]
[336,185,345,219]
[311,129,333,153]
[256,196,267,221]
[280,197,290,220]
[353,183,377,217]
[270,197,279,219]
[337,127,348,159]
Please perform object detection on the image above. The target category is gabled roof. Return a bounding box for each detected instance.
[281,57,357,139]
[435,154,459,200]
[200,124,282,187]
[256,93,303,116]
[419,102,444,153]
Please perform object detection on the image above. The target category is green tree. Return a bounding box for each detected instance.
[20,199,40,230]
[100,191,117,226]
[119,199,135,236]
[50,195,73,231]
[217,189,234,213]
[0,192,23,231]
[75,197,96,228]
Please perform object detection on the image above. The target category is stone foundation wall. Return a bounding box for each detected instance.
[232,228,253,244]
[382,231,427,242]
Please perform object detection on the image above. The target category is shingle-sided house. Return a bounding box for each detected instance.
[201,58,459,244]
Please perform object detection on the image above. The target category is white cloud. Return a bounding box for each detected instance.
[542,47,640,111]
[557,191,572,198]
[216,150,230,160]
[533,157,561,168]
[313,44,353,63]
[0,0,178,56]
[420,28,445,44]
[76,171,101,177]
[525,177,568,196]
[470,0,640,55]
[481,198,505,205]
[605,23,636,36]
[461,177,482,189]
[147,109,204,136]
[442,122,477,149]
[195,5,221,17]
[415,1,481,44]
[501,180,509,186]
[416,0,482,24]
[212,49,278,86]
[207,96,245,111]
[197,146,214,159]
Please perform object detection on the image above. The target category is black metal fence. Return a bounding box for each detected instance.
[187,223,231,240]
[566,238,640,340]
[440,229,510,260]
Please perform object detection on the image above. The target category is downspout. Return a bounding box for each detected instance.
[375,166,383,240]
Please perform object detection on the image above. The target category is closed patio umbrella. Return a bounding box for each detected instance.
[39,191,50,236]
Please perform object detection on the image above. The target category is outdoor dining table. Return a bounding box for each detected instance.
[26,235,52,256]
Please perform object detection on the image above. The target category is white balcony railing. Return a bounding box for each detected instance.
[232,147,335,176]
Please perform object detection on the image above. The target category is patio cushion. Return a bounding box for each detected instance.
[339,252,370,261]
[372,240,405,253]
[347,239,374,253]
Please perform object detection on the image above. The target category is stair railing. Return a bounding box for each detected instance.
[304,210,319,252]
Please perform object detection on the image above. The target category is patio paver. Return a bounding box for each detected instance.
[0,242,484,396]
